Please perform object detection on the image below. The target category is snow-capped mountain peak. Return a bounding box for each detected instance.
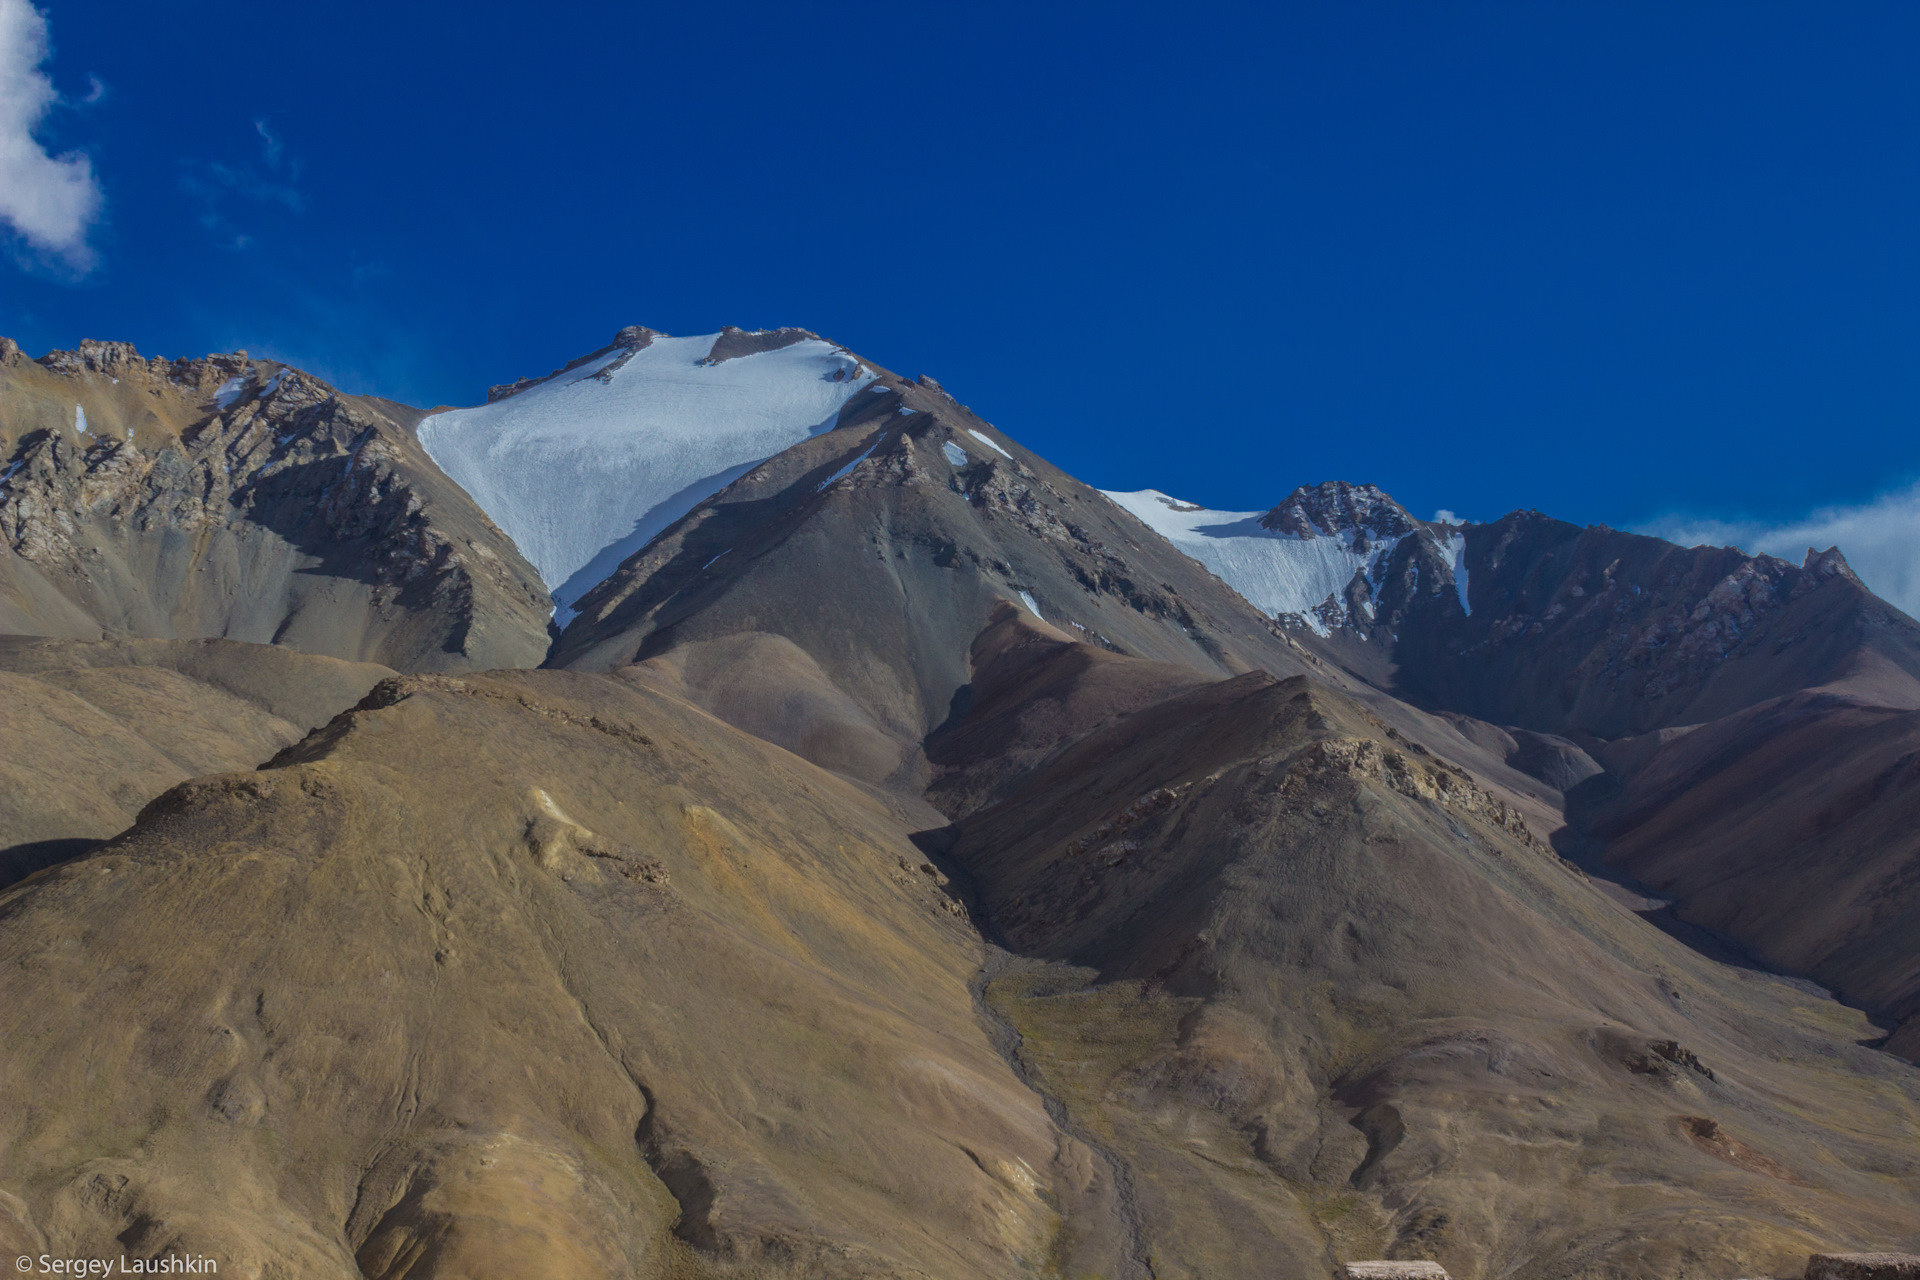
[1105,481,1465,636]
[419,327,877,620]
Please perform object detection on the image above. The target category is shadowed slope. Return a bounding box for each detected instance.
[1318,511,1920,737]
[1581,691,1920,1060]
[923,601,1212,819]
[0,636,392,884]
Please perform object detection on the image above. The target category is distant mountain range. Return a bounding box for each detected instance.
[2,327,1915,1279]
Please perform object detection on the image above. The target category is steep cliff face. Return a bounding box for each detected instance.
[0,338,552,671]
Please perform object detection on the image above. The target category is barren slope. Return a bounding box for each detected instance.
[1579,691,1920,1060]
[0,669,1077,1278]
[932,627,1920,1278]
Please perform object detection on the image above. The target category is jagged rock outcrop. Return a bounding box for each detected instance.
[0,338,553,671]
[485,325,660,402]
[1262,480,1418,549]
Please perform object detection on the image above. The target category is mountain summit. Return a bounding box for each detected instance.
[419,327,878,618]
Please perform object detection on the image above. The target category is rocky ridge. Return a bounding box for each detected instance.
[0,338,552,671]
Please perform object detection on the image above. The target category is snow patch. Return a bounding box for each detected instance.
[701,550,731,570]
[818,438,882,491]
[1443,531,1471,615]
[258,369,288,398]
[941,441,968,467]
[73,404,87,436]
[214,375,251,409]
[1018,590,1043,619]
[1103,488,1405,623]
[418,332,875,621]
[968,429,1012,458]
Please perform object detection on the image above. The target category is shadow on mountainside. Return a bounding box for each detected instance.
[550,441,884,666]
[1552,772,1847,1003]
[0,838,102,889]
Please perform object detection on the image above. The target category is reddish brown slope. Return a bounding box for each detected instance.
[932,636,1920,1277]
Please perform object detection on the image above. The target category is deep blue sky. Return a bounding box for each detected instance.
[7,2,1920,532]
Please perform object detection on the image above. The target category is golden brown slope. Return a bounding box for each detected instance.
[0,667,1093,1278]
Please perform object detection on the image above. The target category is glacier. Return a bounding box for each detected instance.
[419,332,875,620]
[1102,488,1405,630]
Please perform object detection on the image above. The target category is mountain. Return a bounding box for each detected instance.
[2,326,1918,1278]
[1110,475,1920,1089]
[1107,481,1920,736]
[533,343,1332,788]
[937,612,1920,1276]
[0,338,552,672]
[0,667,1059,1278]
[1102,482,1466,637]
[417,326,879,619]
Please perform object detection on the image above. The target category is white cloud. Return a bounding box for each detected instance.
[0,0,100,269]
[1641,479,1920,620]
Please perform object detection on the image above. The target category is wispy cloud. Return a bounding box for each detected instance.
[255,118,284,169]
[1641,480,1920,620]
[0,0,102,271]
[180,116,304,249]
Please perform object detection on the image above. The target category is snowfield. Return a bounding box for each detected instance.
[967,429,1012,458]
[214,376,251,410]
[1103,489,1408,634]
[1442,528,1471,615]
[419,333,874,619]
